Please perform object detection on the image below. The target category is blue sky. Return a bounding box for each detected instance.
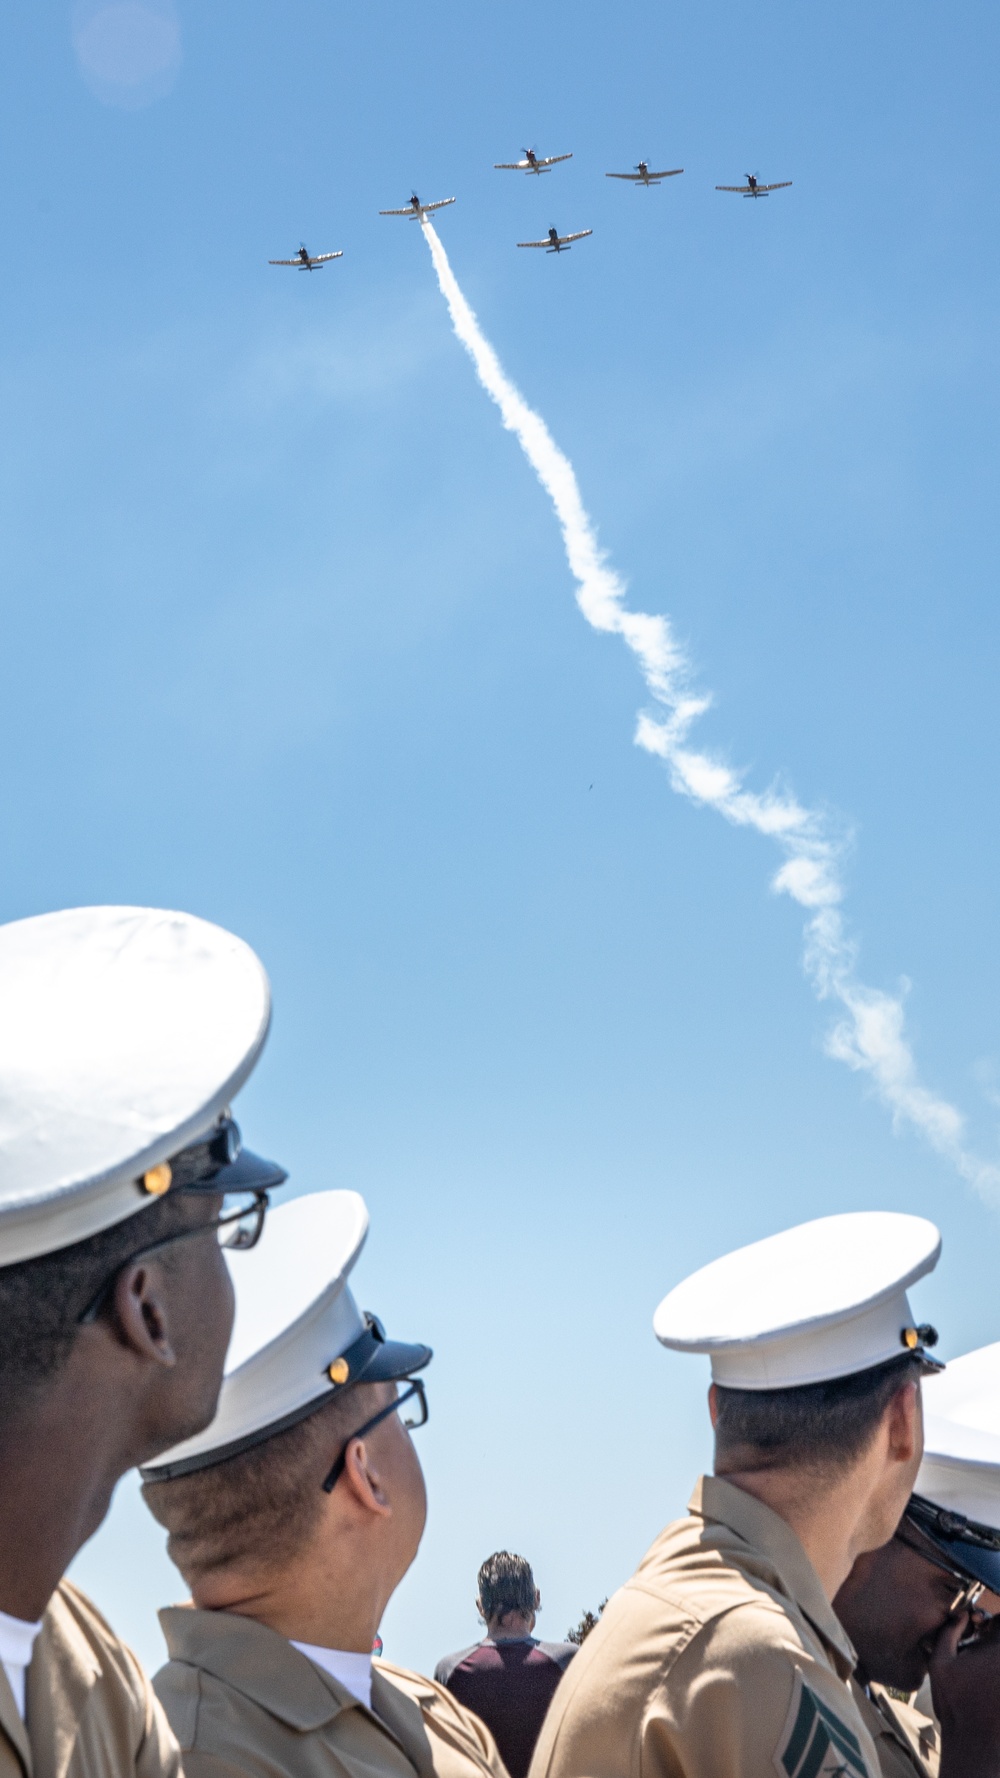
[4,0,1000,1673]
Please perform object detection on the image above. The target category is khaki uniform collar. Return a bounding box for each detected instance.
[159,1607,352,1731]
[160,1605,436,1772]
[24,1585,102,1778]
[369,1670,437,1778]
[690,1475,859,1677]
[0,1665,30,1777]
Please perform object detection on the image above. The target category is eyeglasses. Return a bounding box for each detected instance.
[893,1527,985,1613]
[77,1189,271,1326]
[321,1378,429,1494]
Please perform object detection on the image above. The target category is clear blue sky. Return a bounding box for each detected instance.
[4,0,1000,1674]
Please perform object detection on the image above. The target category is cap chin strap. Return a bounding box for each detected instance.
[906,1493,1000,1554]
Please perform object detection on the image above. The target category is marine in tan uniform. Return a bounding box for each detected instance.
[850,1683,939,1778]
[140,1191,509,1778]
[836,1337,1000,1778]
[529,1211,945,1778]
[0,906,287,1778]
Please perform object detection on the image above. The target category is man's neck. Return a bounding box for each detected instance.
[487,1613,536,1642]
[195,1536,396,1655]
[0,1365,136,1619]
[715,1464,884,1601]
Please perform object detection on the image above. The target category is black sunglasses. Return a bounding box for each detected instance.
[77,1189,270,1326]
[321,1377,429,1494]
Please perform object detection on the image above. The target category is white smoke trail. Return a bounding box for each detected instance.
[422,220,1000,1197]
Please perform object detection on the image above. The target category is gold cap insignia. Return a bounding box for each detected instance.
[141,1162,173,1196]
[327,1357,350,1385]
[902,1327,920,1349]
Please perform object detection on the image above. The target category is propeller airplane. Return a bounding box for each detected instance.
[606,161,683,187]
[517,225,593,254]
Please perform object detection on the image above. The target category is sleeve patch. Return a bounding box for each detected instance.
[775,1671,870,1778]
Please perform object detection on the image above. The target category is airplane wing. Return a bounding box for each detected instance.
[605,171,642,180]
[516,239,551,248]
[379,207,416,216]
[268,258,303,265]
[559,230,592,244]
[494,161,529,170]
[537,153,572,166]
[647,168,683,178]
[759,181,792,191]
[715,185,748,193]
[423,198,456,212]
[310,252,343,262]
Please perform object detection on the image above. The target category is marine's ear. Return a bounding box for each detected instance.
[708,1383,720,1427]
[107,1260,178,1368]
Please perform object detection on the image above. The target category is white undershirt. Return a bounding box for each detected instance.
[0,1609,43,1719]
[291,1642,373,1710]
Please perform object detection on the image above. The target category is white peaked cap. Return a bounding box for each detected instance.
[0,906,273,1265]
[653,1211,942,1389]
[918,1342,1000,1526]
[142,1191,432,1481]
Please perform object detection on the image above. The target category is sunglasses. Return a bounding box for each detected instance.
[321,1377,429,1494]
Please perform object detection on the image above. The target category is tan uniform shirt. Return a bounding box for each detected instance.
[154,1604,510,1778]
[529,1475,881,1778]
[0,1581,180,1778]
[851,1682,939,1778]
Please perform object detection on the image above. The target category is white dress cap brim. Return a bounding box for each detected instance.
[0,906,271,1265]
[654,1211,941,1390]
[917,1342,1000,1526]
[144,1190,370,1476]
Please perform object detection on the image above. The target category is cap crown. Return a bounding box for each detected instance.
[654,1211,941,1389]
[0,906,271,1262]
[919,1341,1000,1526]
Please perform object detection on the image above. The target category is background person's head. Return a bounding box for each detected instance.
[477,1551,541,1639]
[140,1190,433,1652]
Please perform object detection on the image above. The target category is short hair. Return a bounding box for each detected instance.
[713,1352,925,1475]
[0,1192,192,1417]
[142,1384,375,1585]
[478,1551,536,1622]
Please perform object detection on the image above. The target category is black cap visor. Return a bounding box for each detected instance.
[906,1494,1000,1593]
[181,1146,288,1195]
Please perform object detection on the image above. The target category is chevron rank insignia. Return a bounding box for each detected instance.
[775,1672,871,1778]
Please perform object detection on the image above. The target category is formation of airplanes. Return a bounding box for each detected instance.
[268,151,792,270]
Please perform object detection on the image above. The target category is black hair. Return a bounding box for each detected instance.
[0,1192,189,1413]
[713,1352,925,1475]
[478,1551,536,1623]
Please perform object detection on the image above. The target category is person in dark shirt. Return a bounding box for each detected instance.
[435,1552,576,1778]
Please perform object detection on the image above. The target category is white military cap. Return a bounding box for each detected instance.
[901,1342,1000,1590]
[0,905,285,1265]
[141,1190,432,1481]
[653,1211,942,1389]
